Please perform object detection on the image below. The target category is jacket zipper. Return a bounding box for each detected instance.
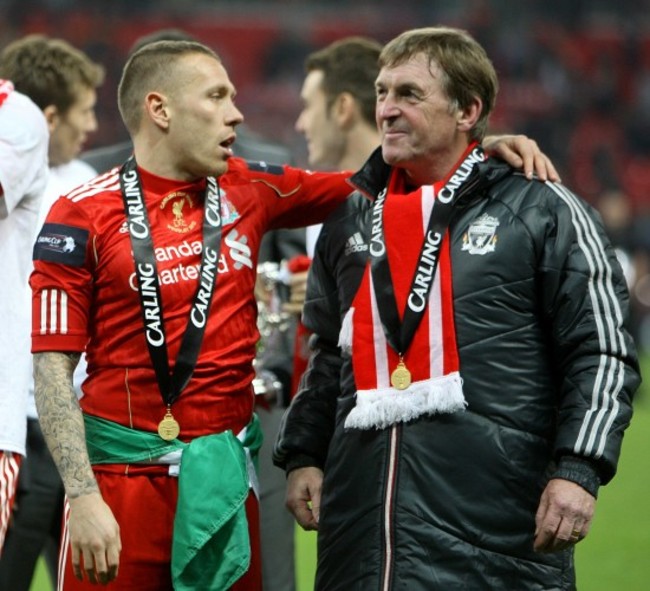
[381,424,400,591]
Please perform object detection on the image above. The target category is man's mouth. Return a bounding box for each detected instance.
[220,135,236,155]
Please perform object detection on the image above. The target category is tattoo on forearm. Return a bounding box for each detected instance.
[33,352,99,498]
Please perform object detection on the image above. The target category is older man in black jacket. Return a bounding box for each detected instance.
[274,26,640,591]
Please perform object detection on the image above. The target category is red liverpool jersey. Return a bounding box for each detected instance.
[31,158,350,438]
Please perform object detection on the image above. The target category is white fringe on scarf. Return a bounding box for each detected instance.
[344,372,466,430]
[338,307,354,354]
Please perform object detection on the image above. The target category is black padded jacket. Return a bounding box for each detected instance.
[274,149,640,591]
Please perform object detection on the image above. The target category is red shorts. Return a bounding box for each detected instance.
[0,451,21,555]
[58,465,261,591]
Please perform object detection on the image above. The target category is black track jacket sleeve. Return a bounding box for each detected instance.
[273,201,358,472]
[533,182,640,486]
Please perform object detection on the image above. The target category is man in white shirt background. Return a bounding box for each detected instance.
[0,79,49,558]
[0,35,104,591]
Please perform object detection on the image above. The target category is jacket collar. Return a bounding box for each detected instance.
[349,146,391,199]
[349,145,514,201]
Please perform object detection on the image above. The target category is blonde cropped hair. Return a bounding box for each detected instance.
[118,40,220,134]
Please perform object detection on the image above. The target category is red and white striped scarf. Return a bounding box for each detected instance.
[339,166,467,430]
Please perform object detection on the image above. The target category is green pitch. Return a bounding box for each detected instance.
[574,364,650,590]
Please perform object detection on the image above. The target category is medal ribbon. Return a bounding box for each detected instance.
[120,157,223,409]
[369,145,486,356]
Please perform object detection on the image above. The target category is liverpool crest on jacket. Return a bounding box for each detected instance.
[462,213,499,255]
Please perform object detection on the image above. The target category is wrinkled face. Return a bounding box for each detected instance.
[375,53,460,183]
[295,69,345,169]
[166,53,243,178]
[49,86,97,167]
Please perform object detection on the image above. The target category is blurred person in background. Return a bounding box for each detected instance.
[595,189,637,287]
[275,26,640,590]
[245,37,387,591]
[287,35,388,386]
[0,34,104,591]
[595,188,650,352]
[0,80,49,557]
[253,229,304,591]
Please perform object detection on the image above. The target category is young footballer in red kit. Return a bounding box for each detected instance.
[30,40,351,591]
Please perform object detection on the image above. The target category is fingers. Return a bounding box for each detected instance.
[289,272,308,293]
[534,478,595,553]
[514,136,561,183]
[281,301,304,315]
[569,525,583,544]
[310,485,322,525]
[286,486,320,531]
[527,150,561,184]
[533,496,556,552]
[286,489,319,531]
[71,544,84,581]
[516,137,539,181]
[288,270,309,286]
[289,501,319,531]
[68,493,122,584]
[486,133,562,183]
[83,546,98,584]
[514,137,547,182]
[499,147,526,175]
[535,518,586,553]
[72,540,121,585]
[96,538,121,584]
[107,563,119,585]
[286,466,323,532]
[535,154,561,184]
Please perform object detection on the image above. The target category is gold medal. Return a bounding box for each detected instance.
[390,358,412,390]
[157,408,180,441]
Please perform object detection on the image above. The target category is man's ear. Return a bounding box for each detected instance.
[43,104,60,133]
[144,91,171,130]
[456,96,482,133]
[333,92,358,130]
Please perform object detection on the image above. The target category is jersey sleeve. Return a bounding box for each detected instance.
[31,197,95,353]
[233,159,353,230]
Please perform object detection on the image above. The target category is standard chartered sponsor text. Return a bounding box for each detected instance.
[129,252,228,291]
